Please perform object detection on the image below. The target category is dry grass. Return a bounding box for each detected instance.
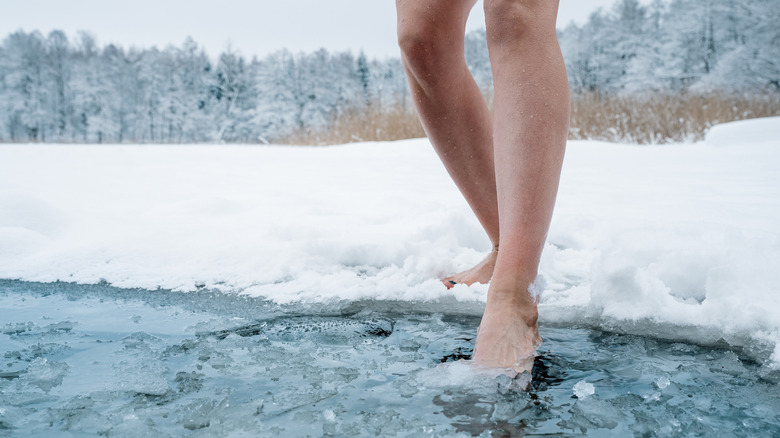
[282,104,425,146]
[570,92,780,143]
[280,92,780,145]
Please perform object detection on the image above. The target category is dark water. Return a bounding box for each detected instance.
[1,280,779,437]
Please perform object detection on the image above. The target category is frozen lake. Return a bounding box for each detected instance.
[2,280,779,436]
[1,117,780,435]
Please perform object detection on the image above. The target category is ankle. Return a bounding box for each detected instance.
[487,285,537,314]
[489,271,537,294]
[487,274,539,313]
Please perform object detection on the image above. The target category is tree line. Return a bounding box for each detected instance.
[0,0,777,144]
[0,32,409,143]
[559,0,779,93]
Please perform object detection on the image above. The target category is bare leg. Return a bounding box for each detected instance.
[396,0,499,288]
[472,0,569,370]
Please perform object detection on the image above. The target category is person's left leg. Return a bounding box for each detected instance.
[472,0,569,371]
[396,0,500,288]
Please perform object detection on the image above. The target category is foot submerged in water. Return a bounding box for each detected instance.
[442,248,498,289]
[471,279,541,375]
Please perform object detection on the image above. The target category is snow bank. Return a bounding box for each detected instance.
[705,116,780,148]
[1,117,779,366]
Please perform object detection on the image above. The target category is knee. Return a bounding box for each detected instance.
[483,0,551,47]
[397,19,460,79]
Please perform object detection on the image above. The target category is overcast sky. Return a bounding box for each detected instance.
[0,0,620,59]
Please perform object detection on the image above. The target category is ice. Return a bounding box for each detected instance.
[205,316,394,344]
[2,282,780,435]
[573,380,595,399]
[1,322,36,335]
[322,408,336,422]
[178,398,228,430]
[570,397,622,430]
[21,358,69,392]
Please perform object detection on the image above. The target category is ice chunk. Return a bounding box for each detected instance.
[398,338,421,352]
[322,409,336,422]
[23,358,69,392]
[573,380,595,399]
[178,398,222,430]
[570,396,621,430]
[2,322,36,335]
[416,361,490,388]
[204,316,394,344]
[392,379,419,398]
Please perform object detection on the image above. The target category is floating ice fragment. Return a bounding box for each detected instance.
[178,399,218,430]
[322,409,336,422]
[2,322,36,335]
[496,371,532,393]
[393,379,420,398]
[398,338,421,352]
[656,376,670,389]
[44,321,75,333]
[573,380,595,399]
[24,358,69,392]
[203,316,394,343]
[416,361,488,387]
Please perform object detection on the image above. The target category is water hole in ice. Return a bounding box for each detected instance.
[1,280,779,437]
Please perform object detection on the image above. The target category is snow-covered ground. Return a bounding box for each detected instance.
[1,117,779,367]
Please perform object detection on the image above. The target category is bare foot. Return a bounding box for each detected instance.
[443,247,498,289]
[471,280,541,373]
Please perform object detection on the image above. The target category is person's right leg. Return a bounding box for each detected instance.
[471,0,569,372]
[396,0,499,288]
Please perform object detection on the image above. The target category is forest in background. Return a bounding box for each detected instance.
[0,0,778,145]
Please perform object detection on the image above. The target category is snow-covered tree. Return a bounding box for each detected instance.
[1,0,776,144]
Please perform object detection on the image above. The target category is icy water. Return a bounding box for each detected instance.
[1,280,779,437]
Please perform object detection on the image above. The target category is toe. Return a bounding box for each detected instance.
[442,278,457,289]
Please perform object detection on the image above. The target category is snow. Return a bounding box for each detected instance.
[1,116,779,367]
[705,116,780,148]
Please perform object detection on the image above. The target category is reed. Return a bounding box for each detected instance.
[569,92,780,143]
[280,92,780,145]
[282,104,425,146]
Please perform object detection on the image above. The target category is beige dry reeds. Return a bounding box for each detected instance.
[282,104,425,146]
[280,92,780,146]
[570,92,780,144]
